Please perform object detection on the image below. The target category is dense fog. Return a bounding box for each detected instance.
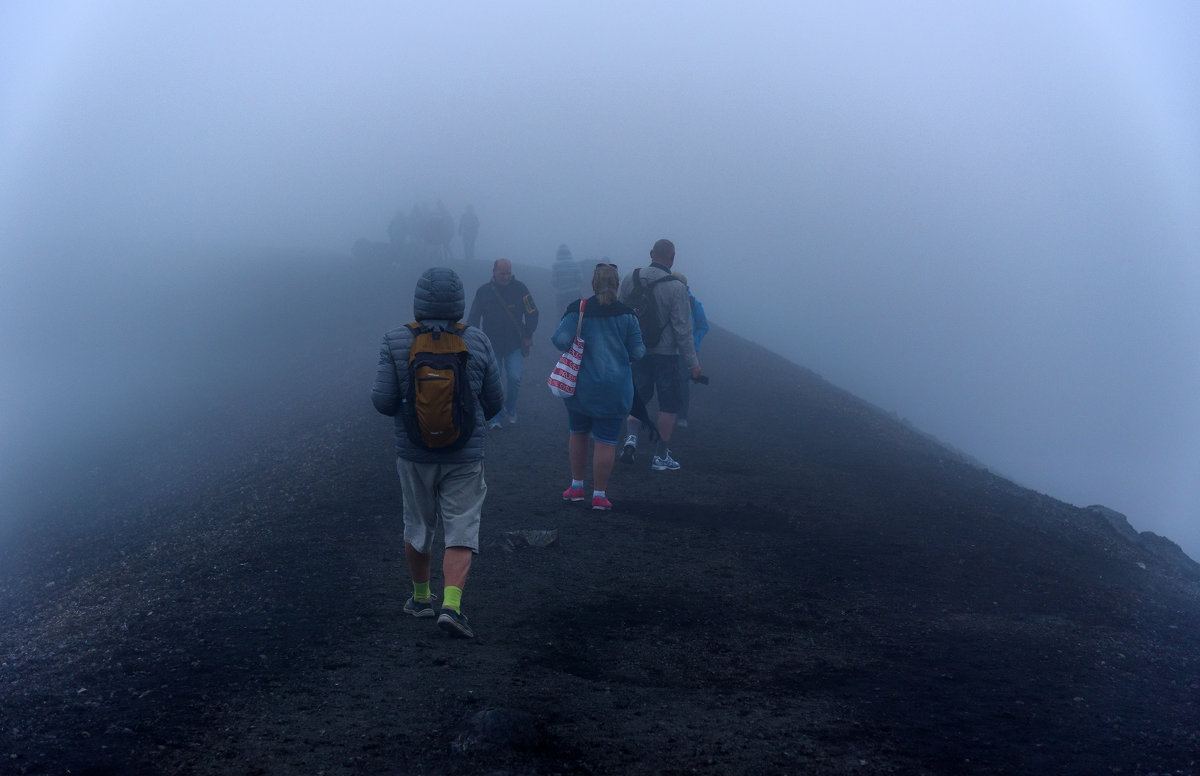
[2,2,1198,559]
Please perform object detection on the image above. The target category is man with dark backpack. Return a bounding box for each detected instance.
[373,267,504,639]
[617,238,703,470]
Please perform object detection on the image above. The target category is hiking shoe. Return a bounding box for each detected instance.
[488,419,503,430]
[619,436,637,464]
[403,594,438,618]
[651,453,681,471]
[437,609,475,639]
[507,413,518,425]
[591,495,613,511]
[562,486,586,502]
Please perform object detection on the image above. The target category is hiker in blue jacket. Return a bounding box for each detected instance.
[672,272,708,428]
[551,263,645,511]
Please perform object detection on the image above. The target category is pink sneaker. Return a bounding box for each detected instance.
[562,486,586,502]
[591,495,613,511]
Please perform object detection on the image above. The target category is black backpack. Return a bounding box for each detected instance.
[403,322,476,452]
[627,268,682,348]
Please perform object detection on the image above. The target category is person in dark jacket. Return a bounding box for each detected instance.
[551,263,645,511]
[467,258,539,427]
[372,267,504,639]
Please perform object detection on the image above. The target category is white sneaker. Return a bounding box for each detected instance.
[620,435,637,464]
[651,453,681,471]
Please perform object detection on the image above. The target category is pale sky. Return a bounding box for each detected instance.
[3,1,1198,558]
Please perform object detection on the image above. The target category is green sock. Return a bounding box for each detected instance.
[443,585,463,613]
[413,581,431,602]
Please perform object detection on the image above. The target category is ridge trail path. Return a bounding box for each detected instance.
[1,261,1196,775]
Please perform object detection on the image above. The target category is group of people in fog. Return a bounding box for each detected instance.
[372,238,707,639]
[387,201,479,263]
[356,201,479,266]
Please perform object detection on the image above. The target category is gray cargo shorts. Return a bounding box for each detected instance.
[396,458,485,554]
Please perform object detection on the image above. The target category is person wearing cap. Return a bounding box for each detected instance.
[372,267,504,639]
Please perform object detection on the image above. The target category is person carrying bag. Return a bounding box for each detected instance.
[548,299,586,398]
[492,283,534,357]
[550,264,646,511]
[466,258,539,426]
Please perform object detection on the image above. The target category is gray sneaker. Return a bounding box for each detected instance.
[651,453,681,471]
[403,593,438,618]
[619,435,637,464]
[437,609,475,638]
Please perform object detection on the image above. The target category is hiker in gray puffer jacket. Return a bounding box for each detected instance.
[372,267,503,639]
[373,267,504,461]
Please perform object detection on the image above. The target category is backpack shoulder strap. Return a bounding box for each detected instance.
[490,283,525,337]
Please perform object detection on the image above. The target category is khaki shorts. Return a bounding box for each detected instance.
[396,458,485,554]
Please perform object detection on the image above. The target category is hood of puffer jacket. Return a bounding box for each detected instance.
[413,266,465,321]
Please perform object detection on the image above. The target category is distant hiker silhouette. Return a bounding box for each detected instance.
[425,201,455,262]
[459,205,480,262]
[551,243,583,314]
[387,209,409,247]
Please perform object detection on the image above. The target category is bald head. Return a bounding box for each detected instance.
[650,239,675,267]
[492,258,513,286]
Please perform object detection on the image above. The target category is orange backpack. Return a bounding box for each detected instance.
[404,323,476,451]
